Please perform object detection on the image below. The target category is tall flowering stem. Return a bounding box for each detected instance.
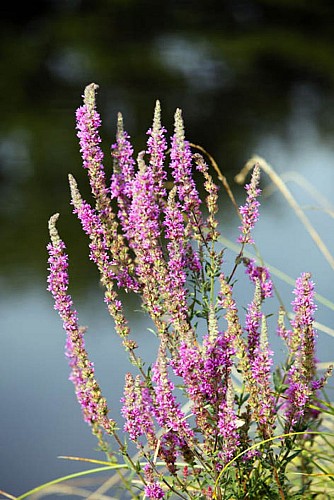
[228,163,262,285]
[193,153,220,243]
[47,214,115,436]
[76,83,110,215]
[170,109,203,241]
[121,373,157,449]
[237,163,261,245]
[76,84,138,294]
[110,112,135,233]
[283,273,321,430]
[146,100,168,200]
[127,153,169,326]
[68,174,135,338]
[153,341,194,440]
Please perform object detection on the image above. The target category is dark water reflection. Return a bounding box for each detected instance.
[1,1,334,496]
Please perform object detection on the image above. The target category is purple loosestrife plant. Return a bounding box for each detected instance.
[46,84,333,500]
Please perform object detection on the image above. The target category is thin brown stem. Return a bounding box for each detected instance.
[190,143,241,217]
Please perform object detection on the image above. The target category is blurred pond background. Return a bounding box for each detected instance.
[1,0,334,497]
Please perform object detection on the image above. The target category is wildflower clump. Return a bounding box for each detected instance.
[47,83,333,499]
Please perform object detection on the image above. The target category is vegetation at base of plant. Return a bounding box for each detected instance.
[4,83,333,500]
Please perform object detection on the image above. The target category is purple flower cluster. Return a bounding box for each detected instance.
[292,273,317,328]
[74,83,138,294]
[143,464,165,499]
[113,100,202,334]
[110,113,136,201]
[245,281,263,358]
[146,100,168,200]
[238,164,261,245]
[250,316,275,430]
[122,341,194,469]
[194,153,220,242]
[172,328,240,464]
[152,342,194,441]
[121,373,156,446]
[245,258,273,300]
[76,84,109,208]
[69,174,138,296]
[284,273,319,429]
[47,214,114,435]
[144,483,165,500]
[128,156,162,266]
[170,109,202,217]
[70,182,110,271]
[220,274,275,434]
[162,189,189,323]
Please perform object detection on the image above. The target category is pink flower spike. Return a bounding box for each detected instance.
[76,84,108,205]
[146,100,168,199]
[47,214,115,435]
[170,108,202,219]
[152,340,194,443]
[284,273,319,430]
[237,164,261,245]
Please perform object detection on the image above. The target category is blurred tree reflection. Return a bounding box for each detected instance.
[1,0,334,288]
